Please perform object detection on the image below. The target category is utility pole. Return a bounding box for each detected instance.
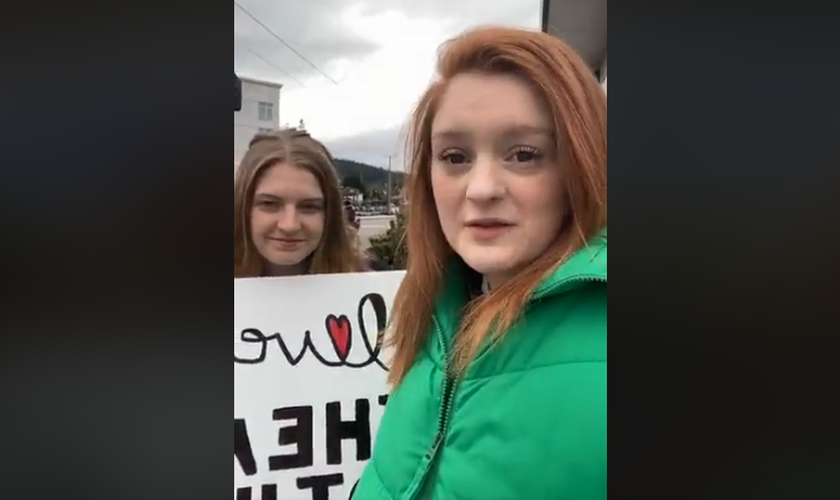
[385,154,395,214]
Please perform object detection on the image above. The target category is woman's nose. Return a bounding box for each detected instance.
[465,157,505,202]
[276,207,302,232]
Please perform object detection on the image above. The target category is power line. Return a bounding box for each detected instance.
[234,0,339,85]
[247,49,309,89]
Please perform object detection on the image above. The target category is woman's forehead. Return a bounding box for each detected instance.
[431,73,551,138]
[253,163,323,199]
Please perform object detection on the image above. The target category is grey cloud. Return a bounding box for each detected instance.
[234,0,380,85]
[235,0,542,86]
[357,0,540,31]
[323,126,408,171]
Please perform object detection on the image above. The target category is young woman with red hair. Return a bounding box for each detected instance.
[353,25,607,499]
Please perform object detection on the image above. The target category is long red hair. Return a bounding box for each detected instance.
[387,26,607,385]
[234,129,362,277]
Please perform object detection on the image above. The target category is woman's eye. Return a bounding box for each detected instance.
[447,153,467,164]
[438,149,469,165]
[510,147,541,163]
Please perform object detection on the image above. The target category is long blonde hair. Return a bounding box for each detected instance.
[387,26,607,385]
[234,129,362,277]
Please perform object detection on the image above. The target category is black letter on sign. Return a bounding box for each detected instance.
[234,419,258,476]
[325,399,371,464]
[236,485,277,500]
[269,406,314,470]
[297,473,344,500]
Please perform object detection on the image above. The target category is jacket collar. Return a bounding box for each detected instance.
[433,228,607,336]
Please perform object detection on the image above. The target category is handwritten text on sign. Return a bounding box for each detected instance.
[234,271,404,500]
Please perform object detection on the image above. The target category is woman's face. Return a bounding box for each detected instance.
[249,162,325,275]
[430,72,566,288]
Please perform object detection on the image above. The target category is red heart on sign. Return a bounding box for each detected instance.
[325,314,352,361]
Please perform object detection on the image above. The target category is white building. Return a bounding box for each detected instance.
[540,0,607,92]
[234,76,282,168]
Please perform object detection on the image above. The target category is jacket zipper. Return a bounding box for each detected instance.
[433,315,456,450]
[434,319,455,447]
[402,316,455,500]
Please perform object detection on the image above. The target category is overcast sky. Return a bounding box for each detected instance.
[234,0,540,169]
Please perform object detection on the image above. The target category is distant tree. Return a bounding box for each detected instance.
[333,158,405,187]
[342,174,366,194]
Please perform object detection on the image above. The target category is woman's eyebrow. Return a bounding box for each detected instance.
[431,124,552,142]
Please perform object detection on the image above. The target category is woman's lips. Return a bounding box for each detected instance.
[465,223,513,240]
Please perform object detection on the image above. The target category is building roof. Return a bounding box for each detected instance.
[239,75,283,90]
[540,0,607,69]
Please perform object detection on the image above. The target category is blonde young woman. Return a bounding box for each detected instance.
[234,129,364,277]
[353,26,607,499]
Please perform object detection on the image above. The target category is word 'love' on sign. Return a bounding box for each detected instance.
[234,271,404,500]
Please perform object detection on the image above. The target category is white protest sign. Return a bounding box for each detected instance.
[235,271,405,500]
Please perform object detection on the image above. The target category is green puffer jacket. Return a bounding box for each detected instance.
[352,235,607,500]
